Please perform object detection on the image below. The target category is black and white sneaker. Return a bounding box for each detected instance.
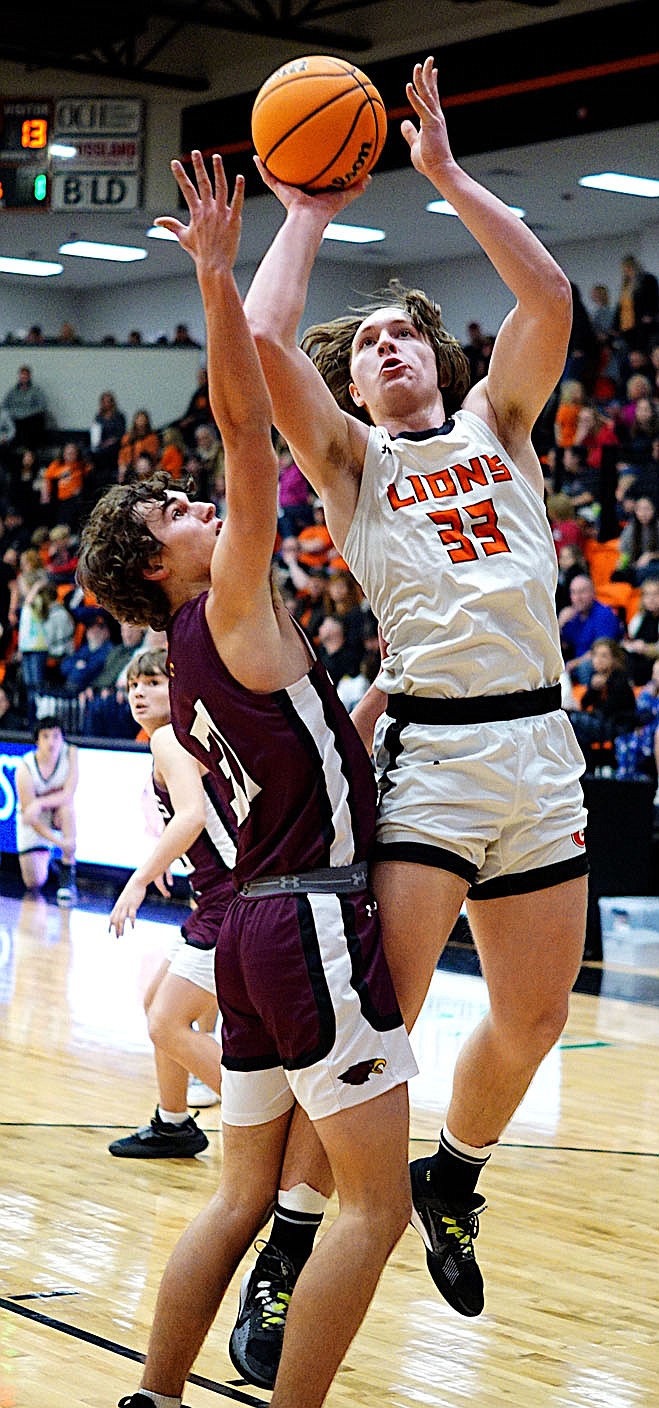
[118,1395,189,1407]
[109,1109,209,1159]
[409,1157,487,1316]
[229,1242,297,1389]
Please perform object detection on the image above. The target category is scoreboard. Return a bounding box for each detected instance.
[0,100,52,208]
[0,97,144,211]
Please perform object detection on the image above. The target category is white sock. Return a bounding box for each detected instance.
[442,1124,497,1163]
[157,1106,189,1126]
[141,1392,181,1408]
[278,1182,329,1216]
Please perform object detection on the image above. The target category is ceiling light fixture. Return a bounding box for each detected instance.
[427,199,525,219]
[59,240,147,262]
[322,223,385,244]
[147,225,179,241]
[0,255,63,277]
[578,172,659,198]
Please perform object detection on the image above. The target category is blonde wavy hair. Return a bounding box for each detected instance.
[300,279,470,423]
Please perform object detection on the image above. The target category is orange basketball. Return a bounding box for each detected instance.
[251,55,387,192]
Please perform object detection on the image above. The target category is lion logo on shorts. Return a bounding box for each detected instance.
[338,1057,387,1086]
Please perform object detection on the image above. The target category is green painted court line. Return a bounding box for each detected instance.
[557,1036,613,1047]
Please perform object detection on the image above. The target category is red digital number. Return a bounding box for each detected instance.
[21,119,48,150]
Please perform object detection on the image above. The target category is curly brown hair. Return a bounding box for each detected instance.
[77,472,194,630]
[300,278,470,423]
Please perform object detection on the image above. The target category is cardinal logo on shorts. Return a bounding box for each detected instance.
[338,1057,387,1086]
[571,830,586,848]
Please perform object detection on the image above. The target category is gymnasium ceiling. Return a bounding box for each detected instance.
[0,0,656,289]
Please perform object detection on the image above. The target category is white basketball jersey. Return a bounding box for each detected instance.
[342,410,564,699]
[20,742,71,803]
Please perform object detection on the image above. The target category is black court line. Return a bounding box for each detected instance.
[0,1296,264,1405]
[11,1289,79,1301]
[0,1122,221,1131]
[1,1122,657,1157]
[409,1137,659,1157]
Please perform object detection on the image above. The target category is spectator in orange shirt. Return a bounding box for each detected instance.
[157,426,186,480]
[41,440,91,527]
[554,380,586,449]
[296,497,334,570]
[118,410,161,480]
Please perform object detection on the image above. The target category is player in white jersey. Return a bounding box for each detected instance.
[245,55,589,1316]
[15,715,79,907]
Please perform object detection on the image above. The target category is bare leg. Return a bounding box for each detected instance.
[372,860,468,1028]
[19,850,50,891]
[139,1111,292,1397]
[147,971,221,1094]
[195,1001,219,1035]
[53,801,76,864]
[270,1084,411,1408]
[279,1104,334,1198]
[453,875,588,1145]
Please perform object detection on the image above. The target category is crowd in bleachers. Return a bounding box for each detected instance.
[1,254,658,793]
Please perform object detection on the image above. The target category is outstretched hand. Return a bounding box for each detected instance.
[254,154,370,225]
[401,56,455,185]
[154,150,245,272]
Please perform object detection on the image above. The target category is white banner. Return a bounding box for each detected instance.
[54,98,143,136]
[50,136,142,171]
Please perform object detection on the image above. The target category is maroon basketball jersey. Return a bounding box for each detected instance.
[167,594,377,890]
[152,769,236,948]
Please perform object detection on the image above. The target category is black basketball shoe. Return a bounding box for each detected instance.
[409,1156,487,1316]
[118,1395,189,1407]
[109,1109,208,1158]
[229,1242,297,1389]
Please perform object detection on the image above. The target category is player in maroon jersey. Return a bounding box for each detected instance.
[78,151,416,1408]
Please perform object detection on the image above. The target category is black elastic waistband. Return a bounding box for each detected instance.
[386,683,562,726]
[241,861,368,899]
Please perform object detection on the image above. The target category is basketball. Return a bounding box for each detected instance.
[251,55,387,192]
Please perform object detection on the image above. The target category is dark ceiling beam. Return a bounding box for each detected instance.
[0,45,210,90]
[150,0,372,50]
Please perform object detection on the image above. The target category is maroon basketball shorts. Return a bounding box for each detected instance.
[216,888,417,1125]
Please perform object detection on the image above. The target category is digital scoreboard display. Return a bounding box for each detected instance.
[0,99,52,208]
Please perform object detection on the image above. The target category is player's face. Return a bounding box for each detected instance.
[139,491,220,581]
[349,306,438,420]
[36,726,63,758]
[128,672,170,730]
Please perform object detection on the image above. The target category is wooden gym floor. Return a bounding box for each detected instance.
[0,878,657,1408]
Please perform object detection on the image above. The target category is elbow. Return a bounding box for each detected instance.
[250,324,287,370]
[554,269,573,329]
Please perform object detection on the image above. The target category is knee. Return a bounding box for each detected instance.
[349,1178,411,1254]
[147,1002,175,1051]
[499,995,570,1062]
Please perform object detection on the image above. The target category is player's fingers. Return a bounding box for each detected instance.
[169,157,200,207]
[211,152,228,205]
[191,148,213,200]
[230,172,245,220]
[253,154,276,188]
[153,218,187,240]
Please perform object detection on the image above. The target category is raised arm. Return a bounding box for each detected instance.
[244,168,368,527]
[402,58,572,457]
[154,152,279,628]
